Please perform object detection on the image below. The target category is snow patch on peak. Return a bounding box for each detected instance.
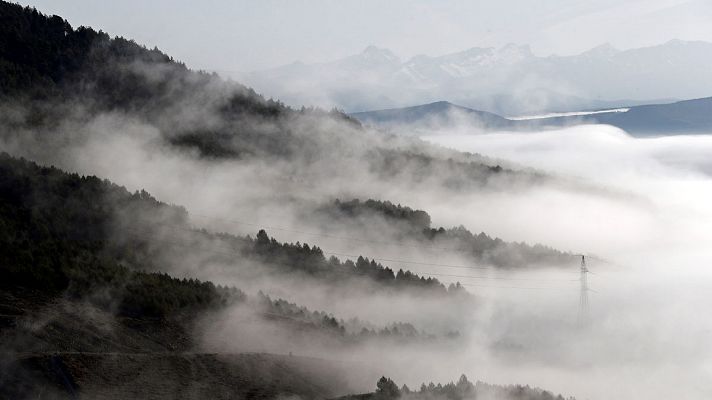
[359,45,400,63]
[496,43,533,61]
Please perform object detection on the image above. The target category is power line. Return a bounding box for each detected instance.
[578,255,590,327]
[459,283,577,290]
[319,251,496,270]
[412,271,579,282]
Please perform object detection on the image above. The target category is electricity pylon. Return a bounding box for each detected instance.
[577,255,590,326]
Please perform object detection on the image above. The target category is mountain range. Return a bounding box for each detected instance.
[242,41,712,115]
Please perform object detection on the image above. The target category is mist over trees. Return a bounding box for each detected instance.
[0,3,596,399]
[318,199,573,268]
[0,153,462,336]
[0,152,238,317]
[0,151,466,296]
[340,375,573,400]
[0,2,362,158]
[0,1,544,192]
[0,151,430,283]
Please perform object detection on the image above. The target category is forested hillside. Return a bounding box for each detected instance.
[317,199,573,268]
[0,152,464,398]
[0,1,531,189]
[0,3,583,398]
[0,153,236,317]
[0,152,454,373]
[0,153,466,302]
[0,1,361,156]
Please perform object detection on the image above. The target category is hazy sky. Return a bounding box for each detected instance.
[20,0,712,72]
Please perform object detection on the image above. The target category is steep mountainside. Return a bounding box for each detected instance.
[0,153,467,302]
[0,1,361,160]
[0,2,538,194]
[0,153,453,398]
[0,3,585,399]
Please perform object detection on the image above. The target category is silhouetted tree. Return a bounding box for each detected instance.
[375,376,400,399]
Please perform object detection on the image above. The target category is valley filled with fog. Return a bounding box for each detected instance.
[5,86,711,398]
[1,2,711,400]
[422,125,712,399]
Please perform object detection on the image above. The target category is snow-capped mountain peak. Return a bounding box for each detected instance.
[498,43,533,60]
[357,45,400,63]
[581,43,619,57]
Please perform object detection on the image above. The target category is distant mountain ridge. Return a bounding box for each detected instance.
[586,96,712,134]
[242,40,712,115]
[351,97,712,136]
[350,101,512,130]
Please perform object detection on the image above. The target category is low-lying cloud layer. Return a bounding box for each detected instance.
[421,125,712,399]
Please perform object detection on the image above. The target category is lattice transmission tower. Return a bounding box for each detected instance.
[577,255,590,326]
